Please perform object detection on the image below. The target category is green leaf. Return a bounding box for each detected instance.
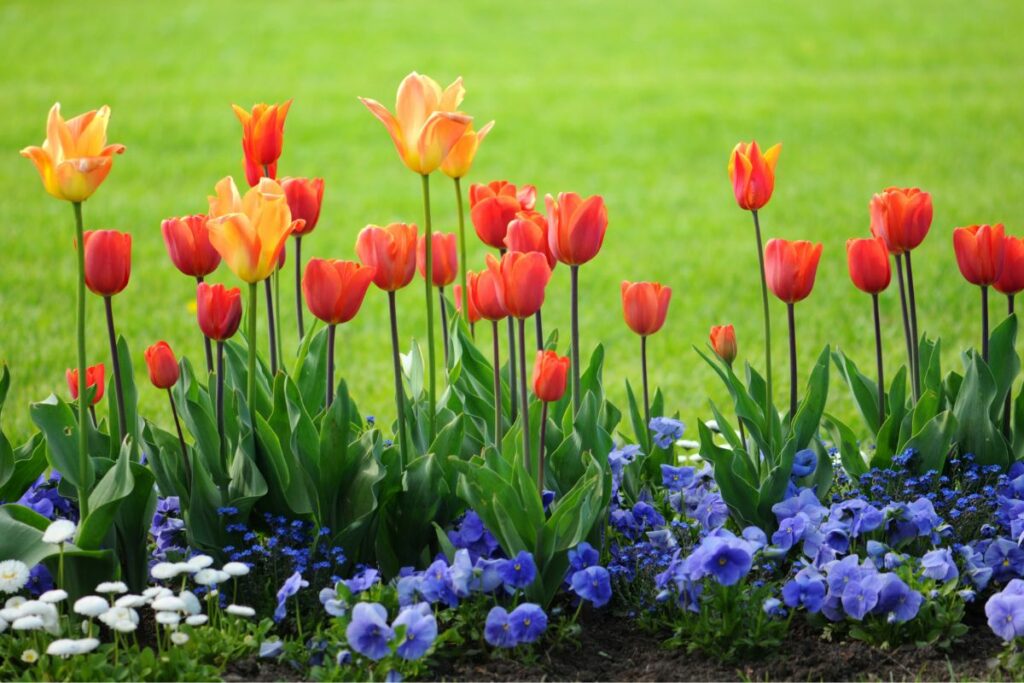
[988,314,1020,420]
[789,345,830,451]
[78,438,136,549]
[823,413,868,478]
[698,421,759,527]
[953,350,1010,468]
[832,349,881,434]
[106,335,140,457]
[293,325,328,417]
[0,433,46,502]
[906,411,956,474]
[30,394,94,492]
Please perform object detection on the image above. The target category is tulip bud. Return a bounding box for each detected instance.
[995,235,1024,297]
[532,350,570,403]
[232,101,292,184]
[417,232,458,287]
[161,215,221,279]
[846,237,892,295]
[282,177,325,236]
[66,364,104,404]
[505,211,556,269]
[709,325,737,365]
[196,283,243,342]
[621,281,672,337]
[953,224,1006,287]
[490,252,551,319]
[869,187,932,255]
[302,259,376,326]
[83,230,132,297]
[144,342,180,389]
[546,192,608,266]
[470,181,536,249]
[765,239,823,304]
[355,223,419,292]
[727,141,781,211]
[466,269,507,321]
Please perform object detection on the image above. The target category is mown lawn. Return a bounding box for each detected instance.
[1,0,1022,440]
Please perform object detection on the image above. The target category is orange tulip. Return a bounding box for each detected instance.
[302,258,376,325]
[441,121,495,179]
[869,187,932,255]
[282,177,325,236]
[144,341,180,390]
[505,210,556,269]
[206,177,300,283]
[954,224,1006,287]
[765,239,823,304]
[359,72,473,175]
[162,215,221,279]
[621,281,672,337]
[66,364,104,404]
[20,103,126,203]
[846,237,892,295]
[453,283,481,324]
[728,141,781,211]
[709,325,737,365]
[995,235,1024,297]
[355,223,419,292]
[417,232,458,287]
[232,100,292,184]
[83,230,131,297]
[489,252,551,319]
[470,181,537,249]
[532,350,570,403]
[467,268,507,321]
[196,283,243,342]
[545,192,608,266]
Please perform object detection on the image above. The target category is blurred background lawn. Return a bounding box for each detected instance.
[1,0,1023,441]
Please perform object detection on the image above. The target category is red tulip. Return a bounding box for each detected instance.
[995,235,1024,297]
[709,325,737,365]
[846,237,892,295]
[144,341,180,389]
[302,258,376,325]
[453,283,481,324]
[870,187,932,255]
[196,283,243,341]
[532,350,570,402]
[355,223,418,292]
[489,252,551,319]
[232,100,292,184]
[417,232,458,287]
[83,229,131,297]
[469,181,536,249]
[466,268,507,321]
[545,192,607,266]
[728,141,781,211]
[954,224,1006,287]
[66,364,104,404]
[505,210,556,269]
[161,215,221,279]
[282,177,324,236]
[765,239,823,304]
[621,281,672,337]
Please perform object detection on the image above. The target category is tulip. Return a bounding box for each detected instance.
[418,232,459,365]
[728,141,781,440]
[144,341,190,483]
[197,282,242,459]
[359,72,472,176]
[470,181,536,249]
[466,267,509,447]
[232,101,292,184]
[452,284,480,325]
[846,237,893,427]
[161,214,221,372]
[954,224,1007,362]
[20,103,126,203]
[621,281,672,432]
[22,103,125,521]
[282,177,325,341]
[709,325,737,366]
[870,187,932,401]
[995,235,1024,438]
[506,210,555,349]
[441,121,495,180]
[765,238,823,418]
[532,350,570,491]
[66,364,104,405]
[302,258,375,408]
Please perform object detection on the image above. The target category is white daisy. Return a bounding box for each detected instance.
[0,560,29,594]
[114,594,147,608]
[21,649,38,664]
[73,596,109,618]
[186,555,214,571]
[99,606,138,630]
[40,589,68,604]
[42,519,77,545]
[5,596,26,609]
[12,615,44,630]
[170,631,190,645]
[151,596,187,612]
[143,586,172,601]
[225,604,256,618]
[185,614,208,626]
[179,591,201,615]
[222,562,250,577]
[156,611,181,626]
[95,581,128,594]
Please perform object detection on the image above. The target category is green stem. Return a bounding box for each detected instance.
[872,294,886,427]
[518,317,531,475]
[751,210,772,444]
[197,276,214,375]
[454,177,469,321]
[420,174,437,442]
[264,278,278,375]
[274,268,283,368]
[72,202,90,520]
[247,282,258,416]
[388,291,410,465]
[104,296,128,443]
[570,265,581,415]
[787,302,797,419]
[492,320,502,448]
[295,236,305,341]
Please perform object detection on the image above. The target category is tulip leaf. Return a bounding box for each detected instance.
[0,433,46,503]
[78,438,135,550]
[106,335,140,458]
[832,349,881,434]
[30,393,95,493]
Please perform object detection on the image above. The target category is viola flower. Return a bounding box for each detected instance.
[392,603,437,660]
[649,417,685,449]
[700,537,753,586]
[986,592,1024,641]
[508,603,548,644]
[273,571,308,622]
[772,513,808,551]
[781,567,826,613]
[568,542,600,573]
[871,573,922,623]
[346,603,394,660]
[498,550,537,589]
[570,566,612,608]
[841,579,879,621]
[661,465,695,492]
[920,548,959,583]
[791,449,817,478]
[483,606,516,648]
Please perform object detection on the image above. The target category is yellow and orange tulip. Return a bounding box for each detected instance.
[232,101,292,184]
[441,121,495,179]
[727,141,780,211]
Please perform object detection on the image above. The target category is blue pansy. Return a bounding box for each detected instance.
[484,606,516,648]
[508,603,548,644]
[649,417,685,449]
[791,449,817,478]
[498,551,537,589]
[568,542,600,573]
[274,571,309,622]
[570,566,612,608]
[346,602,394,660]
[661,464,695,492]
[920,548,959,583]
[392,602,437,660]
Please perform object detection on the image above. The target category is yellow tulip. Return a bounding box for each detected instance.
[359,72,473,175]
[20,103,126,202]
[441,120,495,179]
[206,177,300,283]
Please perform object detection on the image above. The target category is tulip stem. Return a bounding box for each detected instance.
[72,201,90,520]
[295,236,305,342]
[216,341,226,463]
[388,291,409,466]
[439,287,450,367]
[750,210,772,438]
[1005,294,1015,440]
[454,178,469,325]
[535,310,544,351]
[89,405,97,427]
[641,335,651,445]
[894,255,918,403]
[326,324,336,409]
[787,302,798,420]
[196,276,214,375]
[538,402,548,493]
[420,174,437,442]
[167,389,191,486]
[274,269,283,368]
[104,296,128,444]
[265,279,278,376]
[517,317,532,475]
[247,283,258,417]
[982,285,990,363]
[904,251,921,399]
[570,265,582,415]
[503,249,519,423]
[491,320,503,449]
[872,294,886,426]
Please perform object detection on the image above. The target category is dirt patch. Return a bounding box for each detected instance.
[223,657,305,682]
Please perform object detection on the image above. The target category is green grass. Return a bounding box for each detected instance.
[1,0,1023,442]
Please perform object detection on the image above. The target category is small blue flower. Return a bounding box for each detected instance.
[920,548,959,583]
[568,542,599,573]
[985,592,1024,641]
[791,449,817,478]
[274,571,309,622]
[781,567,826,613]
[649,417,685,449]
[570,566,612,608]
[841,580,879,621]
[484,606,516,648]
[762,597,786,617]
[508,603,548,644]
[259,640,284,659]
[343,567,380,594]
[700,537,752,586]
[498,551,537,589]
[661,465,695,492]
[392,602,437,660]
[346,602,394,660]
